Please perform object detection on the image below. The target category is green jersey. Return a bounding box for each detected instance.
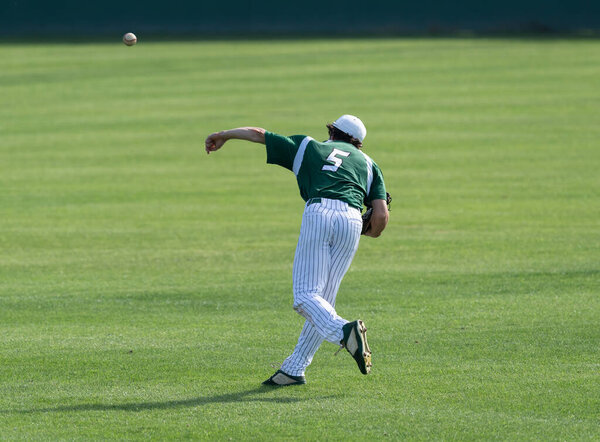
[265,131,386,210]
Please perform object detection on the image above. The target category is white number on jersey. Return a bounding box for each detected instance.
[322,148,351,172]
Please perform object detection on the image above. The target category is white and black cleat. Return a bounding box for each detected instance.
[262,369,306,386]
[340,320,372,374]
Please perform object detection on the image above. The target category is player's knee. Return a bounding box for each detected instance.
[292,297,306,311]
[292,290,314,309]
[292,292,315,314]
[293,290,323,316]
[293,301,308,319]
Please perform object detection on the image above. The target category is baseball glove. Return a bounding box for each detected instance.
[361,192,392,235]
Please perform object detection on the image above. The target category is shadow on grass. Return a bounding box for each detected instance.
[4,386,331,414]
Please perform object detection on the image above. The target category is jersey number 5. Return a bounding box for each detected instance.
[322,148,351,172]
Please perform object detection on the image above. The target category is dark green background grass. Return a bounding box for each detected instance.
[1,39,599,439]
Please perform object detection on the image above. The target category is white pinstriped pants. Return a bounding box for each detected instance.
[280,198,363,377]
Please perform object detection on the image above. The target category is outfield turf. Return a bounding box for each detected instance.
[1,38,599,440]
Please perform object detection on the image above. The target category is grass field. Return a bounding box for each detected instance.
[1,38,599,439]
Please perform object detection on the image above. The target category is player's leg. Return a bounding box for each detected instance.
[323,209,363,305]
[279,274,348,377]
[279,320,322,377]
[268,203,335,381]
[330,208,372,375]
[291,205,348,343]
[280,206,362,377]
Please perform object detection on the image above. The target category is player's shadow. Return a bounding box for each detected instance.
[5,386,331,414]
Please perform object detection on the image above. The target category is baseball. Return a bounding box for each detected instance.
[122,33,137,46]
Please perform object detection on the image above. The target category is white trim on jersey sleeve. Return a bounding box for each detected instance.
[360,151,374,196]
[293,136,313,176]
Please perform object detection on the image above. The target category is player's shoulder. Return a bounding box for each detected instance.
[318,139,355,151]
[266,132,308,144]
[283,134,316,147]
[289,134,310,141]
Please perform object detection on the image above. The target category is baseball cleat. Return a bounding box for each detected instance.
[340,320,372,374]
[262,370,306,386]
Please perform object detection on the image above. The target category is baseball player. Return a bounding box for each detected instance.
[205,115,389,386]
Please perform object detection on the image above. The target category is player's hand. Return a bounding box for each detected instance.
[205,132,227,154]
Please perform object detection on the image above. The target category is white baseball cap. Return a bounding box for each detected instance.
[332,114,367,142]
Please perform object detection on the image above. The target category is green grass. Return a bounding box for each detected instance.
[1,38,599,440]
